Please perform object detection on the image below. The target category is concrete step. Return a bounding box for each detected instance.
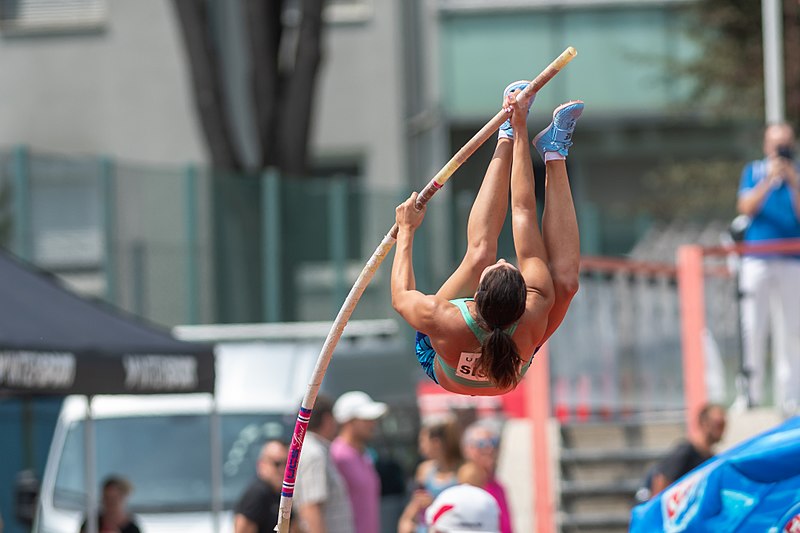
[560,447,669,464]
[556,418,684,531]
[559,511,630,532]
[561,419,685,450]
[560,479,641,498]
[560,447,668,487]
[560,480,639,518]
[560,459,659,485]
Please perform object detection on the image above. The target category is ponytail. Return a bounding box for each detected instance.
[477,327,522,390]
[474,264,528,390]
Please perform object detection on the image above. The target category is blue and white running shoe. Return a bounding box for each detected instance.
[498,80,533,140]
[532,100,584,160]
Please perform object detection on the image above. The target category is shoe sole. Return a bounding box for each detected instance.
[504,80,531,96]
[532,100,585,149]
[551,99,584,119]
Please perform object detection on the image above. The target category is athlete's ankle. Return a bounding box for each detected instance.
[545,158,567,169]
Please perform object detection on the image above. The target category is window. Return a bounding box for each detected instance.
[438,0,693,12]
[53,413,293,512]
[0,0,107,34]
[326,0,372,23]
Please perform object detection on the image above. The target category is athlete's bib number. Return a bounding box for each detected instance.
[457,352,489,382]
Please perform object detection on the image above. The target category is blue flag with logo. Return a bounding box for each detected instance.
[630,416,800,532]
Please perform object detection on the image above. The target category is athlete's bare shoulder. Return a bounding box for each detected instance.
[516,305,549,349]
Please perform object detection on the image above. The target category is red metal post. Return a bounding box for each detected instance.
[677,245,708,437]
[527,343,555,533]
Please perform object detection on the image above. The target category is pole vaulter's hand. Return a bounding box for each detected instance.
[504,93,527,131]
[395,192,427,231]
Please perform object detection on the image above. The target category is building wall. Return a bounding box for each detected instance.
[0,0,413,325]
[0,0,205,166]
[0,0,747,323]
[431,1,749,256]
[0,0,409,185]
[311,1,409,189]
[437,3,698,120]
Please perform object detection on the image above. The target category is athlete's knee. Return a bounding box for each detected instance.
[551,266,579,298]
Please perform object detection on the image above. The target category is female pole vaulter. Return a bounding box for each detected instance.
[391,81,583,396]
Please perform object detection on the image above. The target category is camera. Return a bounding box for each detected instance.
[777,144,795,160]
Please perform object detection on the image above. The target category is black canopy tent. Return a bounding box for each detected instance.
[0,248,215,396]
[0,248,218,533]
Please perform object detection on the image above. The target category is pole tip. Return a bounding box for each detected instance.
[566,46,577,57]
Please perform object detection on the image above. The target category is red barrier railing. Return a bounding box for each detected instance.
[581,255,677,277]
[678,238,800,438]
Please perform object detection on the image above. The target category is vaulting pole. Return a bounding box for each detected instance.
[275,47,578,533]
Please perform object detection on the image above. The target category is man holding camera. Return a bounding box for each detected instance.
[736,122,800,417]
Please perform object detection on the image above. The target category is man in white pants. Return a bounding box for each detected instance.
[737,123,800,416]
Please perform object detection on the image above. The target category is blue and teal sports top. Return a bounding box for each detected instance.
[434,298,533,389]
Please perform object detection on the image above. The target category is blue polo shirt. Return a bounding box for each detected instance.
[738,159,800,256]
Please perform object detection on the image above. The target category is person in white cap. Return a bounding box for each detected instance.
[425,484,500,533]
[330,391,388,533]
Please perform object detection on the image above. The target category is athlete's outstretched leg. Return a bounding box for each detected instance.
[437,81,532,299]
[532,101,583,341]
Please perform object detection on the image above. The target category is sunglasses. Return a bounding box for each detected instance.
[267,458,287,468]
[468,437,499,449]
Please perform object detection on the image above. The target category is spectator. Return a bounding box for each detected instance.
[649,404,727,496]
[458,461,488,488]
[736,122,800,416]
[331,391,387,533]
[425,484,500,533]
[398,419,462,533]
[375,452,407,533]
[80,476,141,533]
[294,395,354,533]
[234,439,293,533]
[460,423,513,533]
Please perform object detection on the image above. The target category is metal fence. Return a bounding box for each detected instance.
[0,146,449,327]
[3,145,716,417]
[3,145,659,329]
[545,248,770,421]
[548,260,686,420]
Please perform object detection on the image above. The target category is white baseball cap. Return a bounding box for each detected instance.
[332,391,387,424]
[425,484,500,533]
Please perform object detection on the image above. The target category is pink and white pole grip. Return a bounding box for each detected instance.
[280,407,312,499]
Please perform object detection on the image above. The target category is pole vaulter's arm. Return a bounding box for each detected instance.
[275,46,577,533]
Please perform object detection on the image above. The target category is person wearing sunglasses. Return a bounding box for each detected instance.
[234,439,298,533]
[459,423,513,533]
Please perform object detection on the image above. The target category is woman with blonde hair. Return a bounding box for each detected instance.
[397,419,463,533]
[461,422,513,533]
